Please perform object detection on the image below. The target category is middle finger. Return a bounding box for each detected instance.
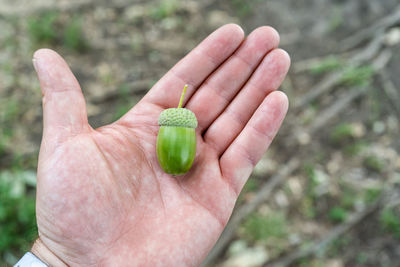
[185,26,280,133]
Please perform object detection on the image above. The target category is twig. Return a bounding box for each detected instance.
[284,86,366,148]
[386,198,400,210]
[293,41,388,109]
[265,199,382,267]
[265,177,398,267]
[293,71,344,109]
[370,49,393,71]
[349,32,386,63]
[292,55,344,74]
[201,158,301,266]
[292,27,385,74]
[309,88,366,132]
[286,50,392,147]
[378,71,400,119]
[340,4,400,51]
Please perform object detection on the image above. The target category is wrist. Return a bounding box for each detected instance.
[31,238,68,267]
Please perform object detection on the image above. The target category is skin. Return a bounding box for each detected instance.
[31,24,291,266]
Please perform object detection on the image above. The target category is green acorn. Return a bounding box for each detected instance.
[156,85,198,175]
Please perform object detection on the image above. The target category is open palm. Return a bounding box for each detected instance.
[32,24,290,266]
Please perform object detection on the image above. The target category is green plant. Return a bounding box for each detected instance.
[1,98,20,123]
[301,195,316,218]
[113,103,131,121]
[0,17,18,51]
[242,212,288,242]
[118,84,131,98]
[363,155,384,173]
[366,87,382,122]
[112,84,138,121]
[0,98,21,156]
[300,164,318,218]
[344,140,368,156]
[1,34,18,51]
[231,0,253,17]
[0,137,7,156]
[327,236,351,257]
[28,11,59,46]
[299,259,325,267]
[1,62,13,75]
[304,163,320,198]
[330,123,354,144]
[328,206,348,223]
[380,208,400,238]
[310,56,342,75]
[28,12,88,53]
[150,0,179,20]
[237,179,260,204]
[329,7,344,31]
[356,252,368,264]
[0,171,37,260]
[63,16,88,52]
[340,187,358,209]
[340,65,375,86]
[363,188,382,203]
[243,179,259,193]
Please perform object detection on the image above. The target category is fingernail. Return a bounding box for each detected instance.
[32,58,39,72]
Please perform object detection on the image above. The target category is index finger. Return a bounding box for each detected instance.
[142,24,244,109]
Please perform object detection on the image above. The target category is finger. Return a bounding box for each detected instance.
[33,49,90,143]
[220,91,288,195]
[204,49,290,155]
[141,24,244,109]
[186,26,280,132]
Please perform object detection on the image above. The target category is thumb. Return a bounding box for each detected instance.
[33,49,90,146]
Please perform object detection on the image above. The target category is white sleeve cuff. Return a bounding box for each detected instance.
[14,252,48,267]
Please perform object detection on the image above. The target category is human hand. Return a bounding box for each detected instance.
[31,24,290,266]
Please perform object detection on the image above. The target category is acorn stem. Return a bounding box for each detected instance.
[178,84,188,108]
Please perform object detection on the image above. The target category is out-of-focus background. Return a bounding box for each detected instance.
[1,0,400,266]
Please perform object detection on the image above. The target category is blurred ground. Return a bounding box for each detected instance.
[1,0,400,266]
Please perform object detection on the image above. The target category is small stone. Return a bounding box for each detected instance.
[258,204,271,215]
[327,160,340,174]
[325,259,344,267]
[222,246,269,267]
[86,102,101,116]
[313,168,330,196]
[227,240,248,257]
[354,198,366,212]
[253,156,277,176]
[347,168,366,181]
[274,190,289,207]
[297,131,311,145]
[352,122,366,137]
[385,27,400,46]
[160,17,180,30]
[288,233,301,245]
[395,158,400,169]
[373,121,385,134]
[287,177,303,199]
[387,116,399,132]
[124,5,146,21]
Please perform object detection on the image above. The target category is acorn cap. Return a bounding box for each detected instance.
[158,108,198,128]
